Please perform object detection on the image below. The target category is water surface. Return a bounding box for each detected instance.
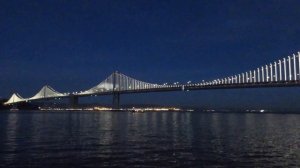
[0,111,299,167]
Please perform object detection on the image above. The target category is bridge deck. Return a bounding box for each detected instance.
[16,80,300,104]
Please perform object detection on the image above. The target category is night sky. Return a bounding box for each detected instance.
[1,0,300,110]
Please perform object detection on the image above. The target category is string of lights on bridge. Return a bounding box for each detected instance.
[4,51,300,105]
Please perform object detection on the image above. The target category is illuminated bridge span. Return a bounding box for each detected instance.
[4,52,300,108]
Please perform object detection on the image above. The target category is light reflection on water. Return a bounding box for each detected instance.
[0,111,299,167]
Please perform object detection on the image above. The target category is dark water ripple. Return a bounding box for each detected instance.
[0,111,299,167]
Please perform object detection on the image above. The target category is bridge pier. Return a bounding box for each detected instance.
[69,95,79,108]
[112,92,120,109]
[10,104,19,110]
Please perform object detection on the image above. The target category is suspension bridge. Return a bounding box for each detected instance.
[4,52,300,109]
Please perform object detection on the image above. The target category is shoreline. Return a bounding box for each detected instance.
[38,107,195,112]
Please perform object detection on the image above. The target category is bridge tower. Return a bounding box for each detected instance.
[112,71,120,109]
[69,94,79,108]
